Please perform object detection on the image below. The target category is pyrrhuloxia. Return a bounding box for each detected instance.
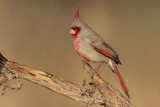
[69,8,130,98]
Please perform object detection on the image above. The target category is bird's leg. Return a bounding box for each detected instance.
[82,59,89,64]
[94,63,102,73]
[82,59,90,70]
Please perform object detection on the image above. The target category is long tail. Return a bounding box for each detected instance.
[108,59,131,98]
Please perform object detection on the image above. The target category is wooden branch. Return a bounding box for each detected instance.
[0,53,133,107]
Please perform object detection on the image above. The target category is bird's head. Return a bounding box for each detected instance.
[69,8,82,40]
[69,8,91,41]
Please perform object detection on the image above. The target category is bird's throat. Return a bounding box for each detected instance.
[72,34,78,40]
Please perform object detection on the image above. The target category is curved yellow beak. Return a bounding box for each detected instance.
[69,29,76,35]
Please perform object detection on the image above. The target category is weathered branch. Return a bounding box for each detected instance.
[0,53,133,107]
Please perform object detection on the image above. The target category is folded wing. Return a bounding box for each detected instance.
[90,41,121,64]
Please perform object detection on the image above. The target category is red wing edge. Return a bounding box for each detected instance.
[90,42,121,64]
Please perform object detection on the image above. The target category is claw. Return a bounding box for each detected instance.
[82,59,88,64]
[82,59,89,69]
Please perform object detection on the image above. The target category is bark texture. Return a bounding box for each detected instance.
[0,53,133,107]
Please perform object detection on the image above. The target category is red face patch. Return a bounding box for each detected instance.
[71,27,81,40]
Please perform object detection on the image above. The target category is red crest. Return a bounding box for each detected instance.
[75,8,80,19]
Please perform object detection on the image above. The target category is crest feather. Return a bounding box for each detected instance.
[75,8,80,19]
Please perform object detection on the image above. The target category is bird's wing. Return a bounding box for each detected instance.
[90,40,121,64]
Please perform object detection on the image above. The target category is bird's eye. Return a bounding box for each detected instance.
[76,28,80,31]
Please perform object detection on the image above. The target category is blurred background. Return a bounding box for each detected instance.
[0,0,160,107]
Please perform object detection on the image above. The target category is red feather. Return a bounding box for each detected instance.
[71,27,81,40]
[90,43,112,58]
[111,61,130,98]
[75,8,80,19]
[94,46,112,58]
[74,41,90,61]
[90,42,121,64]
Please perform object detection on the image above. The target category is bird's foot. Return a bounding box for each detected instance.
[82,59,89,64]
[82,59,90,69]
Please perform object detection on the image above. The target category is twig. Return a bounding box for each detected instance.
[0,53,133,107]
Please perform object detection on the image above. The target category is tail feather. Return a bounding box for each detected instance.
[108,59,131,98]
[114,70,130,98]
